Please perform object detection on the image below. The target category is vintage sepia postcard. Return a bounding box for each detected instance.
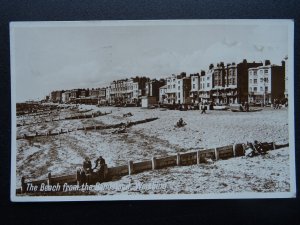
[10,20,295,201]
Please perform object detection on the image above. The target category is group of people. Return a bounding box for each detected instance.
[176,118,187,127]
[81,156,106,180]
[273,98,286,109]
[244,141,268,157]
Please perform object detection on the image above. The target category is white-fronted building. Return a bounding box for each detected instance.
[159,85,168,104]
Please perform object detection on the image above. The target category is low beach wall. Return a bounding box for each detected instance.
[17,141,285,194]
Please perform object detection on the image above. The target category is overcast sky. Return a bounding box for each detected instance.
[11,20,291,102]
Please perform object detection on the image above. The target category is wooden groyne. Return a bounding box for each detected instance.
[17,111,111,127]
[16,142,288,194]
[16,117,159,140]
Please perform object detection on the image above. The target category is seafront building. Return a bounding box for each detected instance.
[46,58,286,106]
[198,60,263,105]
[159,84,168,104]
[248,60,285,105]
[165,72,190,104]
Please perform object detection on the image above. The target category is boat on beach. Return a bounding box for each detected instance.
[231,108,263,112]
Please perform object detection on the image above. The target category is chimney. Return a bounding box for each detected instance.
[265,60,271,66]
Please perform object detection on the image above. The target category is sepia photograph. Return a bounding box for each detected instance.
[10,20,295,201]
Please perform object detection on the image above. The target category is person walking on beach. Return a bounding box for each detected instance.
[244,102,249,112]
[201,103,206,114]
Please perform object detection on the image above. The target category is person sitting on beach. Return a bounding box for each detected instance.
[245,141,267,157]
[176,118,186,127]
[93,156,106,181]
[82,157,92,174]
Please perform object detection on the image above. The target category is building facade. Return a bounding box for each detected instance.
[165,73,189,104]
[62,91,71,103]
[50,90,63,103]
[199,60,263,105]
[248,61,285,105]
[190,73,201,104]
[199,65,213,103]
[159,85,168,104]
[145,78,166,102]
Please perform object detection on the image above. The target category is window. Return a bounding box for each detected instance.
[192,78,195,82]
[260,78,264,82]
[178,92,180,98]
[254,87,257,92]
[178,86,180,90]
[264,69,268,74]
[260,87,263,91]
[265,86,268,92]
[260,70,263,75]
[193,84,195,89]
[249,87,252,92]
[254,79,257,84]
[207,83,210,87]
[249,79,252,84]
[207,77,210,80]
[173,84,175,89]
[254,71,257,76]
[173,79,175,82]
[178,80,180,84]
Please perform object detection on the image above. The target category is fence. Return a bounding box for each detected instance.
[17,141,287,194]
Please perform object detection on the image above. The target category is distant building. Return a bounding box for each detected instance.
[108,76,150,104]
[165,74,177,104]
[69,89,81,101]
[190,72,205,104]
[165,72,190,104]
[89,88,100,98]
[202,60,263,104]
[88,88,106,104]
[145,78,166,102]
[181,76,191,104]
[79,89,89,98]
[109,79,127,104]
[62,91,71,103]
[50,90,63,103]
[159,84,168,104]
[190,73,200,104]
[199,64,213,103]
[126,78,139,103]
[248,60,285,105]
[105,87,111,104]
